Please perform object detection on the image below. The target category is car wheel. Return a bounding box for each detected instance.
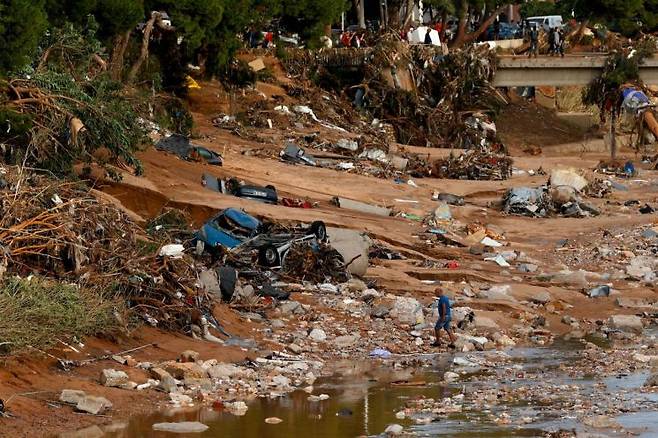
[309,221,327,241]
[259,245,281,267]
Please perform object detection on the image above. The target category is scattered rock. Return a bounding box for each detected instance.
[443,371,460,383]
[225,401,248,416]
[385,424,404,435]
[518,263,538,273]
[345,278,367,292]
[390,297,424,325]
[529,290,551,304]
[100,369,129,388]
[478,285,517,302]
[371,304,390,318]
[272,375,291,388]
[152,422,209,433]
[279,301,305,315]
[551,270,588,288]
[169,393,193,406]
[287,343,303,354]
[207,363,242,380]
[60,389,87,405]
[180,350,200,363]
[608,315,643,334]
[161,361,208,380]
[76,396,113,415]
[308,328,327,342]
[473,316,500,331]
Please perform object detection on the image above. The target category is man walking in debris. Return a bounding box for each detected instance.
[528,26,539,58]
[432,287,456,348]
[558,27,566,57]
[553,27,562,57]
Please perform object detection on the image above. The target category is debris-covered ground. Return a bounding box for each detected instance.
[1,49,658,437]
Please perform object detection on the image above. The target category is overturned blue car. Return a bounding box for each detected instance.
[196,208,328,268]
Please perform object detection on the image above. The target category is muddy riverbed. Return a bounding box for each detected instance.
[71,333,658,438]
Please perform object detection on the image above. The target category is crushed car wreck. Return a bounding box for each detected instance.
[196,208,330,268]
[203,174,278,204]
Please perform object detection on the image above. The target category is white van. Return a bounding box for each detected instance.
[527,15,563,31]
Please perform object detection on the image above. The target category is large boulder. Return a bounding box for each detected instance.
[207,363,243,380]
[327,228,371,276]
[608,315,643,334]
[389,297,424,325]
[161,361,208,380]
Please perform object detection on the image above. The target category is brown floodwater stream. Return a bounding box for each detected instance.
[68,336,658,438]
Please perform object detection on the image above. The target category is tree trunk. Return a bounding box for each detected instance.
[402,0,415,28]
[440,11,448,42]
[109,30,131,81]
[127,13,158,84]
[451,4,507,48]
[354,0,366,29]
[451,1,469,48]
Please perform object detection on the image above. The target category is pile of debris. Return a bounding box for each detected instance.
[432,150,513,180]
[503,169,601,218]
[0,166,210,329]
[195,208,350,284]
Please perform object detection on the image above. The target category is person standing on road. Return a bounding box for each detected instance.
[558,28,566,57]
[432,288,456,348]
[553,28,562,57]
[528,26,539,58]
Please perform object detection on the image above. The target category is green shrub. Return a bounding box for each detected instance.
[0,277,121,353]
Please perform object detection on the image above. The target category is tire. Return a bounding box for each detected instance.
[258,245,281,267]
[309,221,327,241]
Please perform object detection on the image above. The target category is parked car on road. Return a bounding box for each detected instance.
[527,15,563,32]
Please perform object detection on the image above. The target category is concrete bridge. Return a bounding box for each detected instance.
[494,56,658,87]
[278,48,658,87]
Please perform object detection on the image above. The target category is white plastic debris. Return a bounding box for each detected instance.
[158,244,185,259]
[485,254,511,267]
[480,237,503,248]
